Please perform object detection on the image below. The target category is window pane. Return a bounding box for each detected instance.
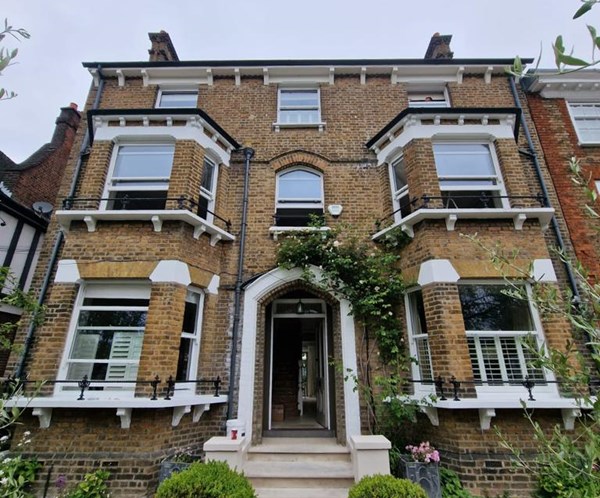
[78,309,147,328]
[176,337,193,381]
[441,191,499,209]
[459,285,534,331]
[278,170,322,200]
[274,208,324,227]
[201,159,216,192]
[392,157,407,192]
[182,300,198,334]
[159,92,197,108]
[108,191,168,210]
[279,109,320,124]
[280,90,319,107]
[434,144,495,177]
[114,145,174,178]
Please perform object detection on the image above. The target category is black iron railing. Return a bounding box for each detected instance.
[404,375,599,402]
[1,375,223,401]
[374,192,549,233]
[61,195,232,233]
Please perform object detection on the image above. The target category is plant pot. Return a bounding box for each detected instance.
[399,457,441,498]
[158,460,193,483]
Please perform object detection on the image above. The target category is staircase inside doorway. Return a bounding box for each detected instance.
[245,437,354,498]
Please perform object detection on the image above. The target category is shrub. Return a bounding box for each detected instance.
[155,460,257,498]
[348,474,428,498]
[62,470,110,498]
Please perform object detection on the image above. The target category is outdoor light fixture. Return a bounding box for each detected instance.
[328,204,343,217]
[296,299,305,315]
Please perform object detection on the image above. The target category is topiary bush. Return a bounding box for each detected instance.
[348,474,428,498]
[155,460,257,498]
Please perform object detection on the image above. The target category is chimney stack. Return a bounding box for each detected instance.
[424,33,453,60]
[148,31,179,62]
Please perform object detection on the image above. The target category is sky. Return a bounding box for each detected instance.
[0,0,595,162]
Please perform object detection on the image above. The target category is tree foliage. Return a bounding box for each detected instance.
[0,18,30,101]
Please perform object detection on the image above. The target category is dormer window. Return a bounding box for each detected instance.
[275,168,324,226]
[408,89,449,108]
[156,89,198,108]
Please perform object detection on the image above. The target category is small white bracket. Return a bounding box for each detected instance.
[83,215,97,232]
[421,406,439,426]
[458,115,465,126]
[434,115,441,126]
[263,68,269,85]
[151,215,163,232]
[445,214,458,231]
[211,133,219,143]
[401,224,414,238]
[360,67,367,85]
[206,68,213,86]
[143,116,149,127]
[513,213,527,230]
[193,404,210,423]
[116,69,125,87]
[479,408,496,431]
[193,224,207,239]
[457,66,465,85]
[329,67,335,85]
[172,405,191,427]
[386,132,395,141]
[32,407,52,429]
[391,67,399,85]
[318,123,325,132]
[141,69,149,86]
[210,233,222,247]
[166,117,173,127]
[484,66,493,84]
[561,408,581,430]
[234,68,241,86]
[116,408,132,429]
[119,117,126,127]
[273,124,281,133]
[90,69,100,87]
[481,115,489,126]
[93,116,104,129]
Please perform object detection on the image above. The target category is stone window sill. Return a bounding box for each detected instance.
[272,122,326,132]
[269,226,330,240]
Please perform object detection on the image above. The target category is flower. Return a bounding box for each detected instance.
[405,441,440,463]
[55,474,67,490]
[0,435,8,442]
[1,477,7,485]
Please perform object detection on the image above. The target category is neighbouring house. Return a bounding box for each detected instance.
[4,33,589,497]
[0,104,80,375]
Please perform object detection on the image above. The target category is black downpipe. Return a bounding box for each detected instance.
[15,67,105,379]
[227,147,255,420]
[508,76,581,301]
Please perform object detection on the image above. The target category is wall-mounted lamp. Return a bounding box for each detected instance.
[296,299,305,315]
[328,204,343,217]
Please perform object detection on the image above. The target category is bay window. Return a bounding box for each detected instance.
[459,283,546,386]
[103,144,174,210]
[433,143,507,209]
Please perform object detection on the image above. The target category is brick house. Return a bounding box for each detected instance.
[5,33,588,497]
[0,104,80,375]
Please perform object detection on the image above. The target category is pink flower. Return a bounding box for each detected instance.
[405,442,440,463]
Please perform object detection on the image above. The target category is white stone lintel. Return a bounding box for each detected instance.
[532,259,558,283]
[150,260,192,286]
[207,274,220,295]
[55,259,81,284]
[417,259,460,286]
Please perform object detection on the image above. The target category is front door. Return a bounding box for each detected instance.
[267,298,331,432]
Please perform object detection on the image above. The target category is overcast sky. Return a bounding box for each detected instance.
[0,0,595,162]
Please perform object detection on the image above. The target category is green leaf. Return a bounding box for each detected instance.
[553,35,565,68]
[557,53,590,66]
[574,1,594,19]
[588,24,597,39]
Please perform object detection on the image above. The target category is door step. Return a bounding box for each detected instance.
[253,487,349,498]
[263,429,334,438]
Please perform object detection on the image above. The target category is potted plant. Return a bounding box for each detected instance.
[159,447,202,483]
[399,441,441,498]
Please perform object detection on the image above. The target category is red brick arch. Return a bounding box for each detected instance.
[269,150,331,174]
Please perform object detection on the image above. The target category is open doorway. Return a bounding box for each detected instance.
[264,296,334,435]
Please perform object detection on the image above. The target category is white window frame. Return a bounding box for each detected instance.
[388,154,412,223]
[198,156,219,223]
[433,141,509,209]
[277,88,322,125]
[408,87,450,108]
[176,288,205,393]
[275,166,324,227]
[101,142,175,211]
[567,102,600,145]
[596,180,600,195]
[458,280,556,398]
[56,281,151,398]
[405,289,434,394]
[155,88,198,109]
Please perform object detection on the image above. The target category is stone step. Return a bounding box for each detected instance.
[249,477,354,489]
[249,437,350,454]
[254,487,350,498]
[244,460,354,480]
[248,451,350,462]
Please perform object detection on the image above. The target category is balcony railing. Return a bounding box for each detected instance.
[373,193,554,239]
[56,195,235,246]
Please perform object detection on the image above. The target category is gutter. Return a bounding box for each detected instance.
[508,76,581,301]
[227,147,255,420]
[15,66,106,379]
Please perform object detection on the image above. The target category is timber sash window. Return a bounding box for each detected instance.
[408,90,449,108]
[459,283,545,385]
[104,144,175,210]
[275,168,324,226]
[433,143,507,209]
[156,89,198,108]
[568,102,600,144]
[406,290,434,384]
[390,155,412,221]
[198,157,218,222]
[176,290,204,390]
[63,283,150,391]
[278,89,321,125]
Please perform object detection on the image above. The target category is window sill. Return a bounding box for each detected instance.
[272,122,326,132]
[372,207,555,240]
[8,393,228,429]
[55,209,235,246]
[404,393,592,431]
[269,225,330,241]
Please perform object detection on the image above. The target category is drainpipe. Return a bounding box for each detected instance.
[227,147,255,420]
[15,66,105,379]
[508,76,581,302]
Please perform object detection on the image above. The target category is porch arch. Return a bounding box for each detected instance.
[237,266,361,443]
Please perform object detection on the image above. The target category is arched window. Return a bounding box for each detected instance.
[275,168,324,227]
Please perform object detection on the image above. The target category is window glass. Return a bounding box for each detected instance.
[198,158,218,220]
[408,91,448,108]
[434,144,495,178]
[278,170,322,200]
[569,103,600,143]
[176,291,203,385]
[113,145,174,178]
[275,168,324,227]
[279,89,320,124]
[407,290,433,382]
[158,91,197,108]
